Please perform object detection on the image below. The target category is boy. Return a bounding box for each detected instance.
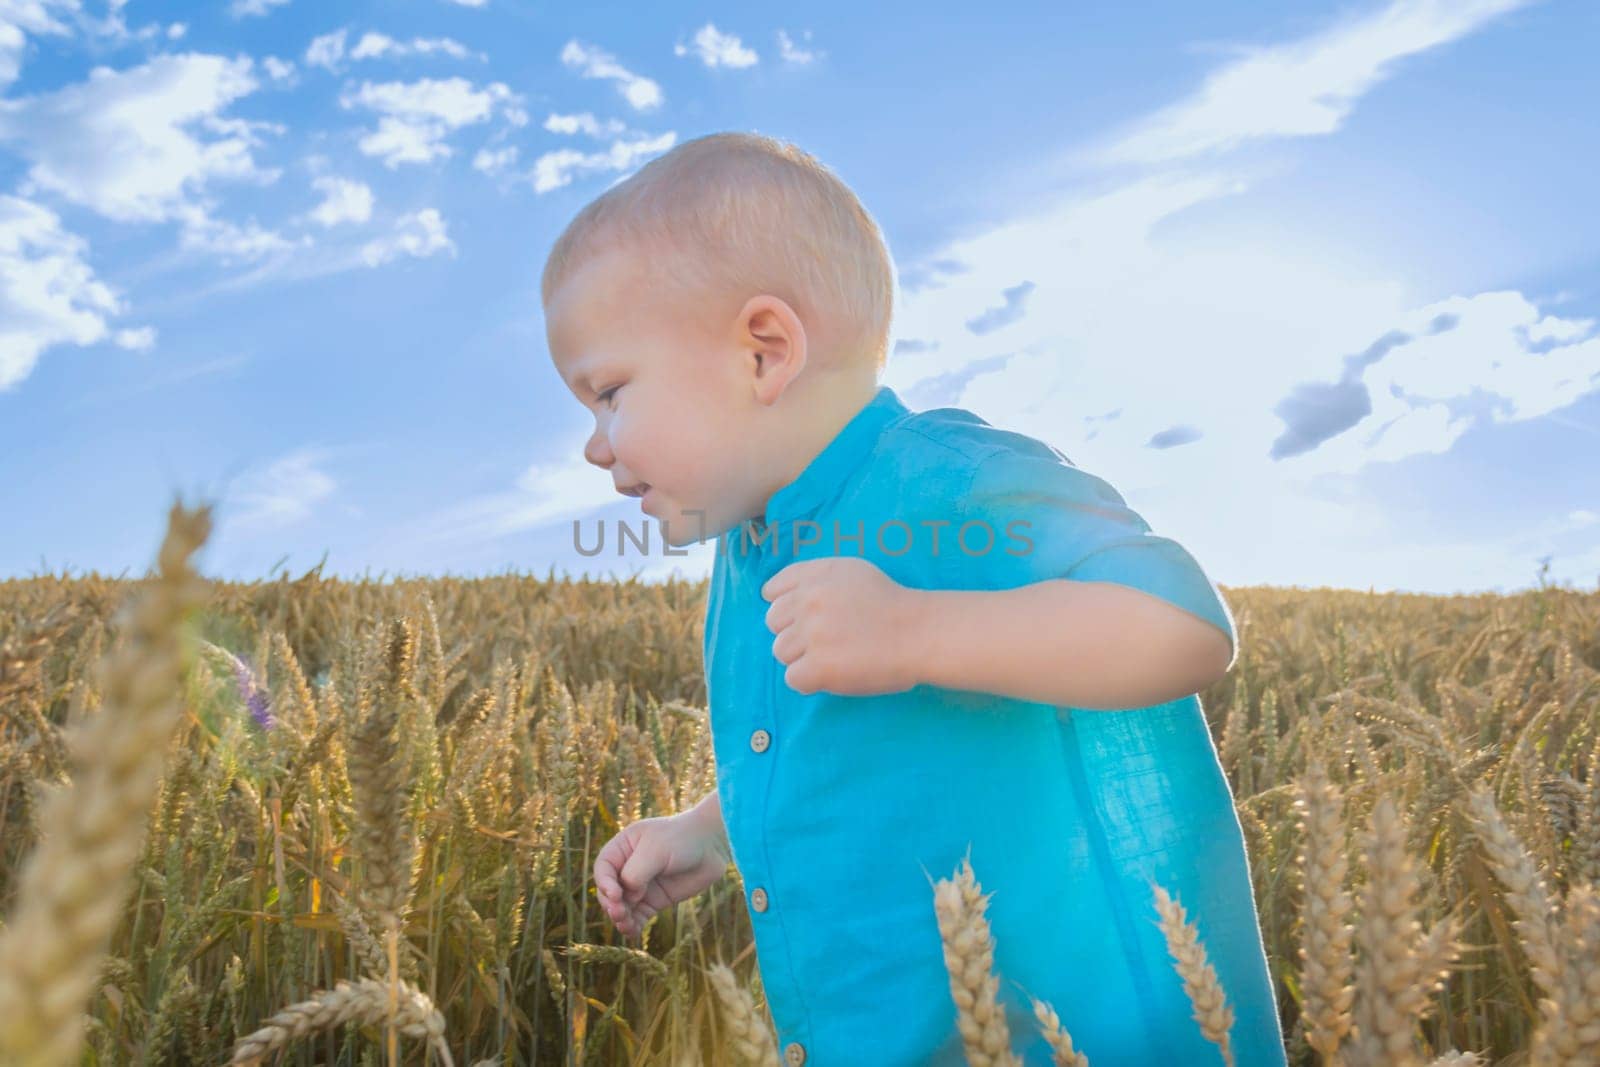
[548,132,1286,1066]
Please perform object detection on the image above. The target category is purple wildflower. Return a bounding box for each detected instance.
[228,652,274,731]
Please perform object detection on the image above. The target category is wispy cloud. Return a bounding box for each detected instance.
[402,447,618,546]
[338,76,523,168]
[674,23,759,69]
[303,176,374,227]
[360,207,455,266]
[230,0,291,20]
[523,132,677,194]
[776,29,821,66]
[348,31,486,64]
[1080,0,1535,167]
[544,111,627,138]
[560,39,663,110]
[225,448,337,531]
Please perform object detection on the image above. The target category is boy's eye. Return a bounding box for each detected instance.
[597,385,621,406]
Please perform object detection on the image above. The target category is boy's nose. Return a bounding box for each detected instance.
[584,429,613,468]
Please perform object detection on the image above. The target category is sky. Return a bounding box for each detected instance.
[1,0,1597,595]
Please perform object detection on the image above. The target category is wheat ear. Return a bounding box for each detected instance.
[1027,996,1091,1066]
[706,961,780,1067]
[1351,794,1461,1067]
[1295,758,1355,1063]
[1152,882,1237,1067]
[933,853,1023,1067]
[1528,879,1600,1065]
[227,977,452,1066]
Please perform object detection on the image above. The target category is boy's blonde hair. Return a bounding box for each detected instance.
[541,131,894,376]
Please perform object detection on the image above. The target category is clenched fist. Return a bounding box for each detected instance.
[760,555,927,697]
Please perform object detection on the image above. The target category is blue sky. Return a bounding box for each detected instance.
[1,0,1597,594]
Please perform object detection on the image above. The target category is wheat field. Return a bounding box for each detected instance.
[0,502,1596,1066]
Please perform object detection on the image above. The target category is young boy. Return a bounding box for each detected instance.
[548,132,1286,1066]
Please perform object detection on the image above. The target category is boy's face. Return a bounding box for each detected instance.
[546,245,765,548]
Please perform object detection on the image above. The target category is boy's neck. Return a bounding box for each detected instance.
[754,372,881,521]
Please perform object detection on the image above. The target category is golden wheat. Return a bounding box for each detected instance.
[1152,882,1237,1067]
[227,975,451,1065]
[933,853,1025,1067]
[2,524,1597,1063]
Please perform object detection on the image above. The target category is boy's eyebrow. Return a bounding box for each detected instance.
[557,353,600,401]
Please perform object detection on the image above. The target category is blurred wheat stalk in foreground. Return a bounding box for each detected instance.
[0,502,211,1065]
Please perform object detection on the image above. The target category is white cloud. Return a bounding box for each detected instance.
[230,0,290,19]
[261,55,295,81]
[1081,0,1535,167]
[526,131,676,194]
[405,448,616,545]
[305,28,347,71]
[114,325,156,350]
[349,31,484,63]
[869,0,1598,596]
[0,0,76,94]
[167,23,186,40]
[776,29,820,65]
[305,176,374,226]
[227,448,337,530]
[0,194,127,391]
[472,144,517,175]
[0,52,287,258]
[673,23,758,68]
[544,111,626,138]
[443,0,487,6]
[360,207,454,267]
[338,75,522,168]
[171,201,303,263]
[395,437,720,582]
[308,28,486,72]
[560,39,662,111]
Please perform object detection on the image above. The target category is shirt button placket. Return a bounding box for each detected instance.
[747,527,808,1061]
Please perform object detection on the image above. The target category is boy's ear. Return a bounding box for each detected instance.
[740,296,807,403]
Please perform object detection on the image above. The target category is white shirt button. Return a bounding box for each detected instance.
[750,887,768,912]
[750,728,770,753]
[783,1041,806,1065]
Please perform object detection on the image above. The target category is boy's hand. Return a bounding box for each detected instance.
[593,811,729,943]
[760,556,925,696]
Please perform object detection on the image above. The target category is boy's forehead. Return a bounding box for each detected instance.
[548,268,614,344]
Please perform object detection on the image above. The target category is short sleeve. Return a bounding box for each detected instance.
[955,445,1237,665]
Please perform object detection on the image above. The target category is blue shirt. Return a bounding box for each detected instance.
[701,385,1286,1067]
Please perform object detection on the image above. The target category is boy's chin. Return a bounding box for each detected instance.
[652,506,713,549]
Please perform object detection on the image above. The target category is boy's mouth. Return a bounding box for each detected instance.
[617,481,651,498]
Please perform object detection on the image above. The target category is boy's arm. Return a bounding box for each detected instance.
[684,787,732,865]
[903,578,1232,711]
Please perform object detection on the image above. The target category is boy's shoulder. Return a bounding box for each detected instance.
[882,404,1078,475]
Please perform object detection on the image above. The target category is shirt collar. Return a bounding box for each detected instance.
[745,384,909,536]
